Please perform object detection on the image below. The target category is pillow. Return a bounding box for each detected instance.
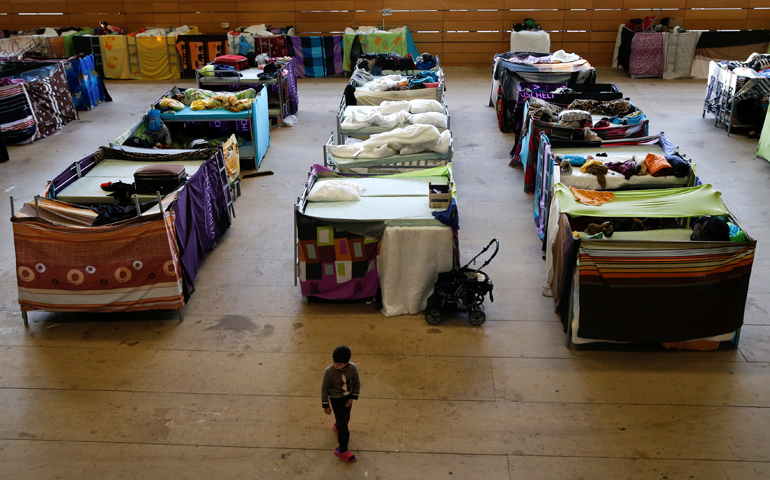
[410,112,448,129]
[409,99,444,114]
[307,180,366,202]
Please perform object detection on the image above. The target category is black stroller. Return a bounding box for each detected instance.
[425,239,499,326]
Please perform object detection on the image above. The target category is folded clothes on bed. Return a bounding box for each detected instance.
[327,124,451,158]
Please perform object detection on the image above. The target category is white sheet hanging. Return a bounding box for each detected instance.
[379,226,454,317]
[510,30,551,54]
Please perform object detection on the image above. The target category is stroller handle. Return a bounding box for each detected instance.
[463,238,500,273]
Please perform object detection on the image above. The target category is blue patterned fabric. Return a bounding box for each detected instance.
[289,35,343,78]
[64,54,109,111]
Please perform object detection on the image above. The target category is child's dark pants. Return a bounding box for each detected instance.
[330,396,352,452]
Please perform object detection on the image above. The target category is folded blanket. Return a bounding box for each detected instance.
[328,124,451,158]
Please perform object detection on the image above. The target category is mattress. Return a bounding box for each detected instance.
[354,82,442,106]
[56,159,204,204]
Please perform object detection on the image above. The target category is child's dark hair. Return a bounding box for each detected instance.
[333,345,352,363]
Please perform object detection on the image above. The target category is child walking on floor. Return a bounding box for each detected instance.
[321,345,361,463]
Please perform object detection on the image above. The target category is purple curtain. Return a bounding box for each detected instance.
[172,150,232,300]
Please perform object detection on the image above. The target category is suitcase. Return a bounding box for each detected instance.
[134,164,187,195]
[213,55,248,71]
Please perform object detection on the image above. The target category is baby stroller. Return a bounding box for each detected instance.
[425,239,499,326]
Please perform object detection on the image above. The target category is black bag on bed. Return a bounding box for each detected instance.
[134,164,187,195]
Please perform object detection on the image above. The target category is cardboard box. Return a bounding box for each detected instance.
[429,182,451,208]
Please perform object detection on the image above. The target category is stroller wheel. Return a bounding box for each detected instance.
[425,307,442,325]
[468,309,486,326]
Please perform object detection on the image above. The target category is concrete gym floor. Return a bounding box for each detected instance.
[1,67,769,479]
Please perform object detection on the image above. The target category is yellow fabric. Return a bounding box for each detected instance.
[579,158,606,173]
[136,36,179,80]
[569,186,615,206]
[100,35,139,79]
[223,134,240,183]
[135,27,199,80]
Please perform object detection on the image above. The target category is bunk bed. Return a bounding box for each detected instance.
[545,183,755,349]
[295,165,457,316]
[11,146,232,325]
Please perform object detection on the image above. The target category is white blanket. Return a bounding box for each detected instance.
[370,75,405,91]
[379,226,454,317]
[341,110,447,131]
[341,110,411,131]
[328,124,452,158]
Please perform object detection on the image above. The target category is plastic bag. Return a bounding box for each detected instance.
[282,115,298,127]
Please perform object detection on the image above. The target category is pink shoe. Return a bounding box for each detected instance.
[334,448,357,463]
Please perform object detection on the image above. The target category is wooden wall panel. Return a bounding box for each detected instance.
[2,1,769,67]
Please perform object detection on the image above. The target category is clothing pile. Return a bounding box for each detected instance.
[183,87,258,112]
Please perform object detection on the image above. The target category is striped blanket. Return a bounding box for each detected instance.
[289,35,343,78]
[13,212,185,313]
[0,84,37,144]
[576,240,755,343]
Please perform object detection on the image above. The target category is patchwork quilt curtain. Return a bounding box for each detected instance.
[296,213,380,300]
